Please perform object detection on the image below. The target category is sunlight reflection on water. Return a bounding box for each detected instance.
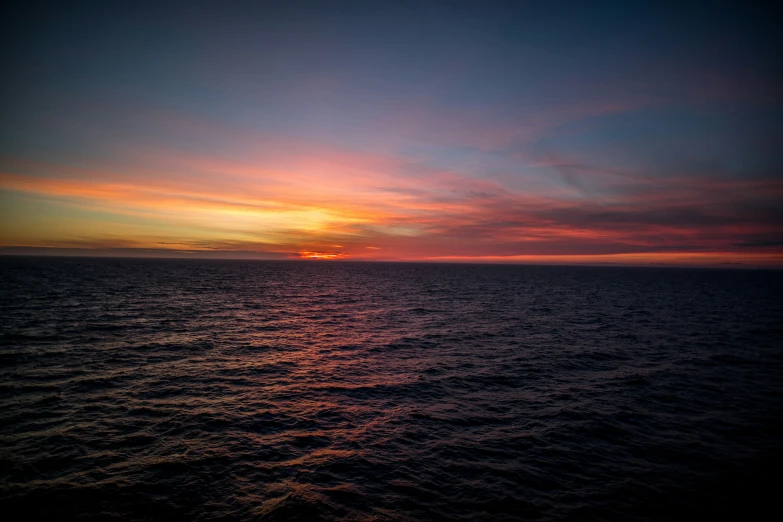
[1,258,782,521]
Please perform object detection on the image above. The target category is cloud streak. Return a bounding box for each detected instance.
[3,125,780,266]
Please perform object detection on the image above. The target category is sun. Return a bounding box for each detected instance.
[296,251,346,260]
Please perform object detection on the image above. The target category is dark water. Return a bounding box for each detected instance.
[1,257,782,521]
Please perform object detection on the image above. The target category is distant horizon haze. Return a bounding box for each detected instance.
[0,246,781,269]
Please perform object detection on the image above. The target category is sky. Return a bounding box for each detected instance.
[1,0,781,266]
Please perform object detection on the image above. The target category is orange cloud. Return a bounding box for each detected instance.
[2,105,782,266]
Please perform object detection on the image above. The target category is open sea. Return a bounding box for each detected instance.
[1,257,782,521]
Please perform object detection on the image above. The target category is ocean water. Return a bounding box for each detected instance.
[1,257,782,521]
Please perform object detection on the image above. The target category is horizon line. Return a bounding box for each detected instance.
[2,246,782,270]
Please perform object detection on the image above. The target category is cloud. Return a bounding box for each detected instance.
[2,100,781,264]
[734,240,783,248]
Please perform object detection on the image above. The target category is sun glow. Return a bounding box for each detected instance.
[296,251,346,260]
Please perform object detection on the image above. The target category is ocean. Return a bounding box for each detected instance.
[1,257,782,521]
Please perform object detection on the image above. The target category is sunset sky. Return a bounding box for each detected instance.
[2,1,781,266]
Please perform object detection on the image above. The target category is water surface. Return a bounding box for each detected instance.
[1,258,782,520]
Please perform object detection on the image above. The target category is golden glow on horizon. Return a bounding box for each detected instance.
[423,251,783,267]
[296,251,346,260]
[2,132,782,267]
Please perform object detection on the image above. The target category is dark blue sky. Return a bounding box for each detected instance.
[1,1,781,264]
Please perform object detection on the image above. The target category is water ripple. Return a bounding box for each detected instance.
[1,258,782,521]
